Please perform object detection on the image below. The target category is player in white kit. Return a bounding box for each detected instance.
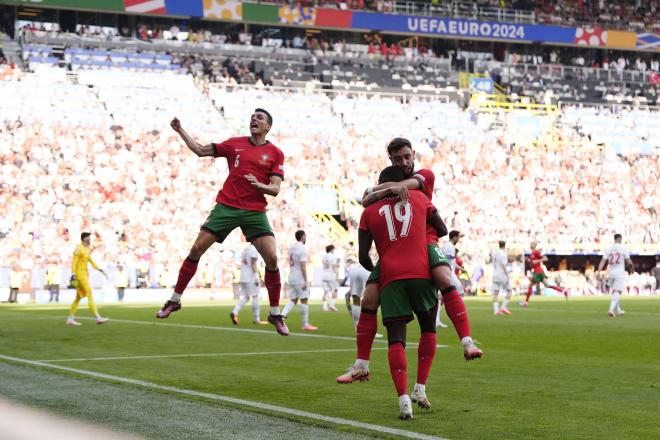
[345,259,371,329]
[281,230,317,330]
[436,230,467,327]
[230,243,266,325]
[598,234,634,317]
[491,240,512,315]
[322,245,339,312]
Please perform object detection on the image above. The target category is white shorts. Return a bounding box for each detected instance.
[288,285,309,300]
[239,282,259,298]
[451,272,464,295]
[322,279,338,292]
[492,279,510,293]
[348,270,369,298]
[607,274,626,292]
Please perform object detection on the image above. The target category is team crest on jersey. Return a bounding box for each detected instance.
[259,154,270,165]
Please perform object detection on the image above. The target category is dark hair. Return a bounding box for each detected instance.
[326,245,335,253]
[449,230,460,240]
[499,240,506,248]
[295,230,306,241]
[614,233,622,241]
[81,232,91,241]
[378,165,406,184]
[254,108,273,126]
[386,137,412,155]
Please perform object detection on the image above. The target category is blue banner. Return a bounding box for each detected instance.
[165,0,203,16]
[470,77,493,93]
[351,12,575,43]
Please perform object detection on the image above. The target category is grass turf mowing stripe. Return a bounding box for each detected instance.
[0,354,447,440]
[73,317,449,349]
[39,347,389,362]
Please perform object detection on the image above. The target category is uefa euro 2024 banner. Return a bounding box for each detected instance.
[350,12,576,44]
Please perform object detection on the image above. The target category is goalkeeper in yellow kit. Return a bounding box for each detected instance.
[66,232,109,326]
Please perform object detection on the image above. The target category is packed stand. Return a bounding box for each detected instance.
[1,72,658,294]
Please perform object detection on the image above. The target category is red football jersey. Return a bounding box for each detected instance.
[412,169,439,244]
[530,249,544,274]
[213,137,285,212]
[359,191,436,288]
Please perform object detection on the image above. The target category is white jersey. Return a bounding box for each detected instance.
[441,242,457,270]
[491,249,509,283]
[604,244,630,277]
[239,244,259,283]
[322,252,338,282]
[287,241,308,286]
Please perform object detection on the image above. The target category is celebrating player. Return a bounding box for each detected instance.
[337,138,480,385]
[520,241,567,307]
[491,240,512,315]
[156,111,289,336]
[281,230,317,330]
[357,166,445,419]
[598,234,634,317]
[230,242,266,326]
[66,233,109,326]
[321,245,340,312]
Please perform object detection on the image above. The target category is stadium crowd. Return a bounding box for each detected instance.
[1,70,658,294]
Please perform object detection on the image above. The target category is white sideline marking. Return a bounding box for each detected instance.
[74,317,449,349]
[39,347,388,363]
[0,354,447,440]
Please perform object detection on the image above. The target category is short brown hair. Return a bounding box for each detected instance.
[386,138,412,155]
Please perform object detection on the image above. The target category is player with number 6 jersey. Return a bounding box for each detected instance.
[155,109,290,336]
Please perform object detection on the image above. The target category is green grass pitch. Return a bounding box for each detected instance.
[1,296,659,439]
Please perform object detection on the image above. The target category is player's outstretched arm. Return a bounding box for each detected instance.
[244,175,282,197]
[358,230,375,272]
[428,211,448,238]
[170,117,214,157]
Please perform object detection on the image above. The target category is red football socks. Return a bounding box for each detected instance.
[441,288,471,340]
[356,309,378,360]
[526,285,533,302]
[264,268,281,308]
[174,257,198,295]
[388,342,408,396]
[417,332,437,385]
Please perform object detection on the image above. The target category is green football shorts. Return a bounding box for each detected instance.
[380,278,438,324]
[366,244,450,285]
[531,272,547,284]
[201,204,273,243]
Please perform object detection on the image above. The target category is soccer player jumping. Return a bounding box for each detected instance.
[156,111,289,336]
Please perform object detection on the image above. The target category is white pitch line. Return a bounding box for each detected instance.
[75,317,449,349]
[0,354,447,440]
[38,347,389,363]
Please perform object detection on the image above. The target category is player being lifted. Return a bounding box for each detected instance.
[230,242,266,326]
[358,166,447,419]
[598,234,634,317]
[337,138,481,384]
[520,241,567,307]
[66,233,109,326]
[491,240,512,315]
[281,230,318,330]
[321,245,340,312]
[156,111,289,336]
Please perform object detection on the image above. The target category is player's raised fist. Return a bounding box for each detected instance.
[170,117,182,132]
